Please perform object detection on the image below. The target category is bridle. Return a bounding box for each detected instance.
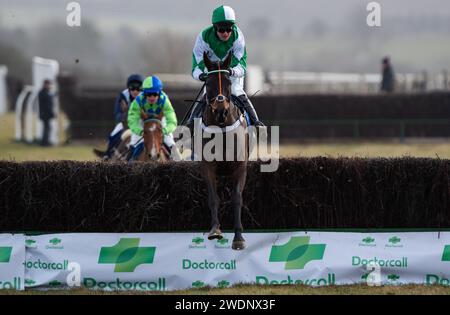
[143,117,162,127]
[205,63,231,106]
[202,63,245,133]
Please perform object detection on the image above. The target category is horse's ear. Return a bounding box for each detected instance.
[203,51,212,70]
[223,52,232,69]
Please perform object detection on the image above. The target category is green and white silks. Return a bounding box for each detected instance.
[192,25,247,96]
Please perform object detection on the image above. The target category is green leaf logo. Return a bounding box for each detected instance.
[269,236,326,269]
[192,237,204,245]
[49,238,61,245]
[387,274,400,281]
[362,237,375,244]
[192,281,205,288]
[25,239,36,246]
[48,280,62,286]
[388,236,401,244]
[98,238,156,272]
[217,238,229,245]
[25,279,36,285]
[218,280,230,288]
[361,273,370,280]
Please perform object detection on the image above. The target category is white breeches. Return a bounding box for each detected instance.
[110,122,124,137]
[231,76,246,96]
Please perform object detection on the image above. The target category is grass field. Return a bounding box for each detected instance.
[1,284,450,295]
[1,113,450,161]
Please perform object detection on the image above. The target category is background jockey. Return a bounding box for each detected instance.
[94,74,143,160]
[186,5,264,128]
[127,75,179,160]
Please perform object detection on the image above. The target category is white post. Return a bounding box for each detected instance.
[14,85,34,142]
[0,65,7,114]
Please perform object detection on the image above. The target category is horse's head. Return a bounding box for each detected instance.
[203,52,234,127]
[141,111,164,161]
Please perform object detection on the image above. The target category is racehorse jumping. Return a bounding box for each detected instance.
[136,111,170,161]
[197,52,248,250]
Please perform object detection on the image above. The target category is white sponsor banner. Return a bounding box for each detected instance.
[20,231,450,291]
[0,234,25,290]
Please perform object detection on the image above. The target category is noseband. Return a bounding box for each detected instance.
[202,66,245,133]
[205,68,230,105]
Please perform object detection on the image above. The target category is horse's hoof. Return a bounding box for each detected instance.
[232,240,246,250]
[208,230,223,240]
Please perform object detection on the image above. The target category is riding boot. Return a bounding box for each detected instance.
[104,131,122,158]
[126,145,135,162]
[238,95,265,127]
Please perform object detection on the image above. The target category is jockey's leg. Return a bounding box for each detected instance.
[231,77,264,127]
[237,94,265,127]
[128,132,143,161]
[105,122,124,158]
[231,78,264,126]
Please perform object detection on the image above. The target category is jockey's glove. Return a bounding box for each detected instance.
[199,73,208,82]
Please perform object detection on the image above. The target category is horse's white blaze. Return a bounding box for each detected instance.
[149,125,157,132]
[150,142,157,158]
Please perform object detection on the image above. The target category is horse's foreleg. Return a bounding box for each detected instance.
[231,170,247,250]
[205,168,222,240]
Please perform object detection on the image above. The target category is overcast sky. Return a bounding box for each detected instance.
[1,0,449,78]
[2,0,450,34]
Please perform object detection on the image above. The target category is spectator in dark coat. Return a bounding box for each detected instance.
[381,57,395,93]
[38,79,55,146]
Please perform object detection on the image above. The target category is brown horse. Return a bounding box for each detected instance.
[136,111,169,162]
[198,52,248,250]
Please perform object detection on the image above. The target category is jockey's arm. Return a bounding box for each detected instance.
[162,97,177,135]
[192,33,207,81]
[127,99,143,136]
[229,29,247,78]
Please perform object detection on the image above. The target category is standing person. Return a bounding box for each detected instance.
[38,79,55,146]
[186,5,264,128]
[93,74,144,160]
[380,57,395,93]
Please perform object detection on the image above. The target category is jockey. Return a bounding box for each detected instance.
[186,5,264,128]
[94,74,143,160]
[127,75,178,160]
